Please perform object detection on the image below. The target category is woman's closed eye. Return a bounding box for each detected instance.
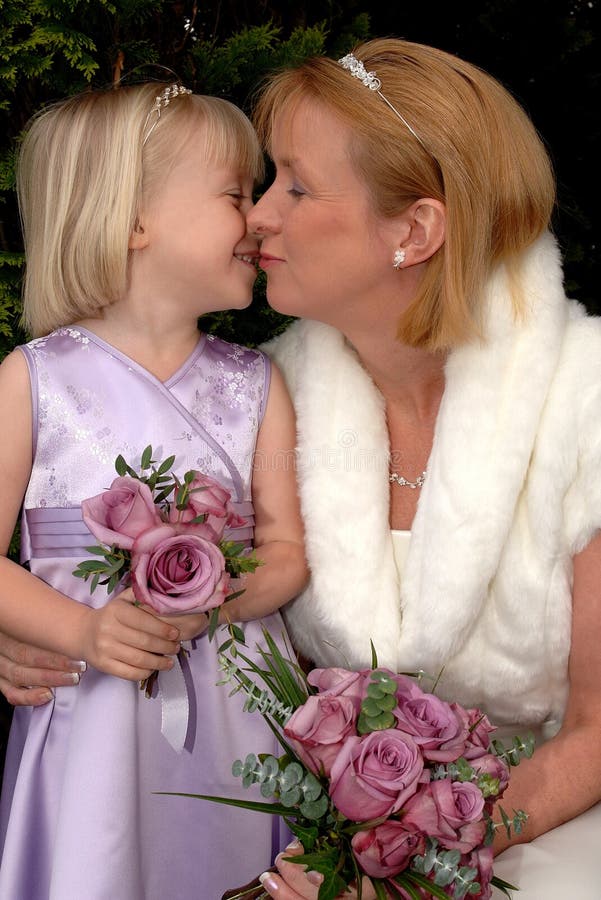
[287,183,307,198]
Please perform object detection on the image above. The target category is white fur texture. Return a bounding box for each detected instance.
[265,233,601,724]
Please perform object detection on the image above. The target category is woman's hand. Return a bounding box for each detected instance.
[78,595,180,681]
[0,632,86,706]
[258,842,377,899]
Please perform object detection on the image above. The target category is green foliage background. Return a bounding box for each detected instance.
[0,0,599,763]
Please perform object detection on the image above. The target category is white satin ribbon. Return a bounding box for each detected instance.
[158,642,192,752]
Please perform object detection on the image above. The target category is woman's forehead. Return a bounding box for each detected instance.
[271,100,350,160]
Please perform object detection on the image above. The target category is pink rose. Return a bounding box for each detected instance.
[465,846,494,899]
[456,707,497,760]
[329,730,424,821]
[470,753,510,795]
[393,691,469,762]
[404,780,485,853]
[307,667,371,711]
[82,477,161,550]
[169,473,246,542]
[351,820,424,879]
[131,523,229,614]
[284,694,358,776]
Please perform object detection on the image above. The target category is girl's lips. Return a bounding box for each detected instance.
[234,253,259,270]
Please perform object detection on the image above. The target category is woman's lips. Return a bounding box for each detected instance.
[258,253,284,270]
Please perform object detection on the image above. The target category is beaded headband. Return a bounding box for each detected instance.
[338,53,429,154]
[142,83,192,147]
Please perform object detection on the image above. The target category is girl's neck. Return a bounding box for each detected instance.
[76,304,202,383]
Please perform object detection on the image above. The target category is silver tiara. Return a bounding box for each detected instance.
[142,83,192,147]
[338,53,429,154]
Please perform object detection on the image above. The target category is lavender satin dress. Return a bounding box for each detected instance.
[0,327,289,899]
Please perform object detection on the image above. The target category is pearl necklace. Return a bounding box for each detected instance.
[389,470,427,490]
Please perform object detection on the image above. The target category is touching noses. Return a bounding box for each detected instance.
[246,187,278,236]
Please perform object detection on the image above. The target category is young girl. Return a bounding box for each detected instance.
[0,83,307,899]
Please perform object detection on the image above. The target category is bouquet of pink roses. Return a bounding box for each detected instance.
[73,445,260,623]
[174,632,532,900]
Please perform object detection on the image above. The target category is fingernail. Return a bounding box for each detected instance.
[307,870,324,886]
[258,872,279,892]
[61,672,80,685]
[69,660,87,672]
[285,839,302,851]
[40,690,54,703]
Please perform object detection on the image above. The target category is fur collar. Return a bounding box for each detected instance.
[266,234,569,671]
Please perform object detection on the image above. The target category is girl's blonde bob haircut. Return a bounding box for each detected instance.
[254,39,556,350]
[18,83,264,337]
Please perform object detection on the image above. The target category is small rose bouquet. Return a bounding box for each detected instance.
[170,633,532,899]
[73,445,261,630]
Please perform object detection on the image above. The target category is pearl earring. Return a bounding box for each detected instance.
[393,249,406,269]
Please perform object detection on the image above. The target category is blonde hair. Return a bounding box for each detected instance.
[18,84,264,337]
[254,39,555,350]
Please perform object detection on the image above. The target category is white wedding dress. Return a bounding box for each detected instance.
[391,530,601,900]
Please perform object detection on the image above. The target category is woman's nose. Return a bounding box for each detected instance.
[247,188,277,235]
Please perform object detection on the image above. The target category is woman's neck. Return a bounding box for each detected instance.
[342,324,447,422]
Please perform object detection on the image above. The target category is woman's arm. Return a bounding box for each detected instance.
[493,529,601,853]
[217,362,308,624]
[0,633,86,705]
[0,350,180,682]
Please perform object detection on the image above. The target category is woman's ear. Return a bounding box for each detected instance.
[128,217,150,250]
[393,199,446,268]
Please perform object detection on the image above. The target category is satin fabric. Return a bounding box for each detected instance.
[0,328,289,899]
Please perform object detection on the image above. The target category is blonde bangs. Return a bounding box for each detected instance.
[19,85,264,338]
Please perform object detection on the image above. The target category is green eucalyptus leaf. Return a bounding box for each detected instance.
[280,786,301,807]
[115,455,127,476]
[375,693,397,711]
[361,698,382,717]
[260,781,276,798]
[366,684,386,700]
[301,772,323,802]
[298,794,329,819]
[279,762,303,791]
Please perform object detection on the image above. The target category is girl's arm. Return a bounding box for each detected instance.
[493,528,601,853]
[0,350,180,681]
[217,362,308,624]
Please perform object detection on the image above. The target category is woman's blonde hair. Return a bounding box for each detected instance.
[18,83,264,337]
[254,39,555,350]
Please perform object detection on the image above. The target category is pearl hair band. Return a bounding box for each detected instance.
[142,83,192,147]
[338,53,429,155]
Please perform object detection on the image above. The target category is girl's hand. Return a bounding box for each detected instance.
[79,596,180,681]
[118,588,210,642]
[0,632,85,706]
[258,842,377,899]
[157,611,209,641]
